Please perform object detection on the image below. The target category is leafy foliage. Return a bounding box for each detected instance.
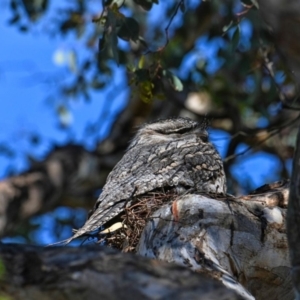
[3,0,300,243]
[6,0,294,173]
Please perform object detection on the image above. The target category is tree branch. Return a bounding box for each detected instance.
[0,243,243,300]
[138,184,291,300]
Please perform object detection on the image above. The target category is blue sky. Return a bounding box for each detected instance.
[0,1,129,177]
[0,0,285,187]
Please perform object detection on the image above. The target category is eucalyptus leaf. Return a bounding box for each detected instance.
[249,0,259,8]
[117,17,140,42]
[101,9,119,64]
[103,0,125,8]
[222,20,233,33]
[163,70,183,92]
[135,69,149,81]
[133,0,156,11]
[231,26,240,52]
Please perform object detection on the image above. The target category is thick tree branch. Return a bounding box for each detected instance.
[137,183,291,300]
[0,182,292,300]
[0,243,243,300]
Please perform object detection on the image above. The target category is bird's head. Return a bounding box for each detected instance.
[128,117,209,149]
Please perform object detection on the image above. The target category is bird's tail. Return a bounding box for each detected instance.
[47,200,125,247]
[47,226,100,247]
[46,237,75,247]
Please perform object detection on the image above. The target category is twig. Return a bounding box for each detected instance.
[262,47,300,110]
[146,0,185,54]
[262,48,287,103]
[105,192,177,251]
[164,0,185,48]
[236,4,253,21]
[224,113,300,162]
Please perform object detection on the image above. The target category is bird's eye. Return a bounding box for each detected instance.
[156,127,191,135]
[174,127,192,134]
[201,135,208,142]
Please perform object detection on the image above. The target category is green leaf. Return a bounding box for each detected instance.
[98,36,105,51]
[126,64,136,72]
[163,70,183,92]
[135,69,149,81]
[99,9,119,64]
[133,0,156,11]
[110,30,119,65]
[57,105,73,127]
[103,0,125,8]
[222,20,233,33]
[68,50,77,73]
[138,55,145,69]
[242,0,259,9]
[117,17,140,42]
[156,93,166,100]
[139,80,154,103]
[250,0,259,8]
[0,260,6,279]
[138,37,148,49]
[231,25,240,52]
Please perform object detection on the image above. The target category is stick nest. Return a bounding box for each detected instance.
[99,191,177,252]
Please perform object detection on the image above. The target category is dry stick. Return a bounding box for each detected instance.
[287,123,300,300]
[262,48,287,103]
[164,0,185,47]
[262,47,300,111]
[224,113,300,162]
[145,0,185,54]
[105,193,174,251]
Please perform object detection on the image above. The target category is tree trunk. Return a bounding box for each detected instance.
[259,0,300,298]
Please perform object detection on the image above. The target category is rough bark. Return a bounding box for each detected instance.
[259,1,300,299]
[0,182,291,300]
[138,182,291,300]
[0,243,243,300]
[287,125,300,300]
[259,0,300,84]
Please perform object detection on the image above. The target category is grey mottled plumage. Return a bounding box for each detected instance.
[65,117,226,244]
